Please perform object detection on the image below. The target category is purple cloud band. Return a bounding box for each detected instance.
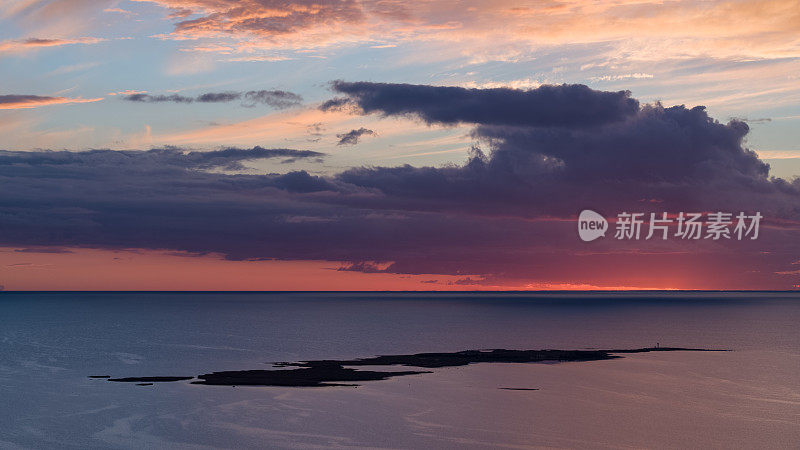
[2,83,798,287]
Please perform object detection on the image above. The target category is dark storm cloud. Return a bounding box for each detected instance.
[124,90,303,108]
[2,83,799,288]
[332,89,796,218]
[0,146,470,264]
[322,81,640,127]
[336,127,375,145]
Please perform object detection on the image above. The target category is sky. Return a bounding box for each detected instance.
[0,0,799,290]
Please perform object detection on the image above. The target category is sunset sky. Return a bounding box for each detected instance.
[1,0,799,290]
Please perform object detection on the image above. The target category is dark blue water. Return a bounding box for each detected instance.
[2,291,799,375]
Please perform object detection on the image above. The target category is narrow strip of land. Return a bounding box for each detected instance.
[100,347,720,388]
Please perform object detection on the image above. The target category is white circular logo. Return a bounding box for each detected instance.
[578,210,608,242]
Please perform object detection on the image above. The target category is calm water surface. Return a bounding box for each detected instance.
[1,292,798,448]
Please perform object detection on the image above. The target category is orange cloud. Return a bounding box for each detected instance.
[0,94,104,110]
[756,151,800,160]
[107,90,147,96]
[131,0,799,63]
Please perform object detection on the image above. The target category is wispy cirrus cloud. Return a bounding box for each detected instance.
[103,7,135,15]
[0,94,104,110]
[0,36,105,53]
[107,90,147,96]
[123,90,303,108]
[457,78,542,90]
[590,73,654,82]
[47,61,101,76]
[756,150,800,160]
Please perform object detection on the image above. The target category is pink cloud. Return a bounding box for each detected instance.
[0,36,105,53]
[0,94,104,109]
[130,0,799,63]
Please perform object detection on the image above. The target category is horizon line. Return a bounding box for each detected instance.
[2,290,799,294]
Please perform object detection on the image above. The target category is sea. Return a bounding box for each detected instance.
[1,291,798,449]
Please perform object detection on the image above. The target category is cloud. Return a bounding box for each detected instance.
[124,90,303,108]
[1,84,799,289]
[196,92,240,103]
[756,151,800,160]
[329,83,794,220]
[107,90,147,96]
[322,81,639,128]
[458,78,542,90]
[134,0,367,46]
[47,61,101,75]
[103,7,135,15]
[0,36,104,53]
[14,247,74,254]
[131,0,800,64]
[590,73,654,82]
[125,93,194,103]
[336,127,374,145]
[0,94,103,109]
[337,261,392,273]
[242,90,303,108]
[0,146,324,170]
